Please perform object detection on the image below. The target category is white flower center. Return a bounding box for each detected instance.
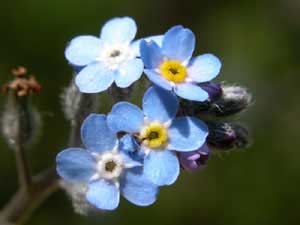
[96,43,133,71]
[95,151,124,180]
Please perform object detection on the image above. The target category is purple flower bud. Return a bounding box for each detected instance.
[181,84,252,118]
[198,82,222,100]
[178,83,222,116]
[179,143,211,172]
[206,121,249,150]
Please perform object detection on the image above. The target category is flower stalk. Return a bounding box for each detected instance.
[0,169,59,225]
[61,77,98,146]
[2,87,35,193]
[0,68,59,225]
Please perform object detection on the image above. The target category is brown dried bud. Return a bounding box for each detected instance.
[1,67,41,149]
[2,67,41,97]
[11,66,27,77]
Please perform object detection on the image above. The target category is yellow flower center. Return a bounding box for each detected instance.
[139,123,168,148]
[160,60,187,83]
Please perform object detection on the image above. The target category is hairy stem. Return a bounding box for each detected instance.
[68,120,82,147]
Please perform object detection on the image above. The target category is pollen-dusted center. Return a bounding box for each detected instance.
[96,152,124,180]
[105,161,117,172]
[160,60,187,83]
[139,123,168,148]
[110,50,121,58]
[149,131,159,140]
[98,43,132,71]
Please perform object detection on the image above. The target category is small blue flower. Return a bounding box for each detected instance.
[107,86,209,186]
[56,114,159,210]
[140,25,222,102]
[65,17,162,93]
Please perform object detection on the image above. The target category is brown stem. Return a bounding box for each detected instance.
[0,169,60,225]
[0,93,89,224]
[14,145,32,194]
[0,77,99,224]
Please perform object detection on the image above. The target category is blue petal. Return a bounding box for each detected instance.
[81,114,118,153]
[187,54,222,82]
[65,35,103,66]
[119,134,139,153]
[162,25,195,62]
[174,83,209,101]
[75,62,115,93]
[131,35,164,56]
[56,148,96,182]
[119,135,142,167]
[144,70,172,91]
[167,117,209,152]
[86,179,120,210]
[73,65,84,73]
[143,150,180,186]
[142,86,178,123]
[145,35,164,47]
[119,135,145,163]
[199,82,222,99]
[120,152,142,168]
[120,167,159,206]
[114,58,143,88]
[140,40,164,69]
[107,102,144,133]
[100,17,137,44]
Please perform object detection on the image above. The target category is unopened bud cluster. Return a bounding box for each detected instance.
[179,83,252,154]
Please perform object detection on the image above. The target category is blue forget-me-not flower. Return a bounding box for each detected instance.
[107,86,209,186]
[140,25,222,102]
[56,114,159,210]
[65,17,161,93]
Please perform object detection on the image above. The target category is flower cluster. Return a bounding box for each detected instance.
[57,17,252,211]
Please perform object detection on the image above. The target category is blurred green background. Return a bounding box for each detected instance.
[0,0,299,224]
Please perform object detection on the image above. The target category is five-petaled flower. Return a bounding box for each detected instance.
[56,114,159,210]
[107,86,209,186]
[65,17,161,93]
[140,25,222,102]
[55,16,246,212]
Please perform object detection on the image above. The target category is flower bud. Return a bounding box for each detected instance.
[179,143,210,172]
[178,83,222,116]
[181,84,252,118]
[109,83,133,102]
[199,82,222,100]
[206,121,249,150]
[61,78,99,147]
[61,78,98,123]
[208,85,252,117]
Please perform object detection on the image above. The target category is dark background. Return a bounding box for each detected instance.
[0,0,299,224]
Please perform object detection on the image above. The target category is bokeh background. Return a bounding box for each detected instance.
[0,0,299,224]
